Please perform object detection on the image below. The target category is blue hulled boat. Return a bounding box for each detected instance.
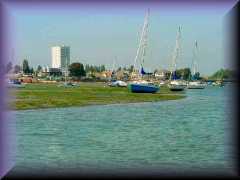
[129,68,159,93]
[129,9,159,93]
[128,83,159,93]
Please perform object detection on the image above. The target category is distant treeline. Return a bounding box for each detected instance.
[4,59,236,81]
[208,68,236,80]
[85,64,106,73]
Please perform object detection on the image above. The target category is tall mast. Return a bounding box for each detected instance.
[192,40,198,75]
[133,8,150,72]
[171,26,182,72]
[170,26,182,80]
[112,56,116,72]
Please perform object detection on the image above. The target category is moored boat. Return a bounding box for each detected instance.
[7,79,25,88]
[168,26,186,91]
[109,80,127,87]
[168,79,187,91]
[128,83,159,93]
[187,81,206,89]
[129,9,160,93]
[187,41,206,89]
[212,80,224,87]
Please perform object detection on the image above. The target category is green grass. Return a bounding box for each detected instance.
[9,82,186,110]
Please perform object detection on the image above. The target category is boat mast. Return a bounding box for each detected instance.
[140,8,150,69]
[192,40,198,75]
[133,8,150,73]
[170,26,182,80]
[112,56,116,72]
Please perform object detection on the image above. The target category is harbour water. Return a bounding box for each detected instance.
[11,84,235,175]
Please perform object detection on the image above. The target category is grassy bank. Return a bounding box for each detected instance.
[10,82,185,110]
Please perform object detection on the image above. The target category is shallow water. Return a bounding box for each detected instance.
[11,84,235,175]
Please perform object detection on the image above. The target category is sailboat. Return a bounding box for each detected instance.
[6,49,25,88]
[128,9,159,93]
[108,57,128,87]
[168,26,187,91]
[187,41,206,89]
[58,68,79,87]
[7,78,25,88]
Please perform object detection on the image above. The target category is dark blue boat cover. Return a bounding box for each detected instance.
[141,67,146,75]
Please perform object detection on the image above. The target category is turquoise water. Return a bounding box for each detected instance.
[13,85,235,174]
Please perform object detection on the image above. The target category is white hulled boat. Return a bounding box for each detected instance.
[187,41,206,89]
[187,81,206,89]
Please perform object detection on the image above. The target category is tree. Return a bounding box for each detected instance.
[209,68,235,80]
[85,64,90,73]
[5,62,13,73]
[192,72,200,80]
[68,62,86,77]
[129,65,134,73]
[165,71,172,80]
[153,69,158,74]
[29,67,34,74]
[37,65,42,72]
[176,68,191,80]
[22,59,30,74]
[13,65,21,74]
[100,65,105,72]
[117,67,122,72]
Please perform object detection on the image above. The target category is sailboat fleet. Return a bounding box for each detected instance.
[9,9,222,91]
[125,9,215,93]
[115,9,210,93]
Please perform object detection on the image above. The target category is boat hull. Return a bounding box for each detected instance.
[129,83,159,93]
[168,85,186,91]
[168,80,186,91]
[109,81,127,87]
[187,81,206,89]
[187,85,205,89]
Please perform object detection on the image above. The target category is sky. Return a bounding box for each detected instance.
[4,0,238,76]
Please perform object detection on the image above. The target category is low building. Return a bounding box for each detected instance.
[115,70,130,81]
[37,67,62,77]
[154,69,169,80]
[49,68,62,76]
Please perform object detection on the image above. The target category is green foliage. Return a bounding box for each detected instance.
[165,71,172,79]
[22,59,30,74]
[209,68,235,80]
[175,68,192,80]
[85,64,106,73]
[117,67,122,72]
[29,67,34,74]
[192,72,200,80]
[69,62,86,77]
[37,65,42,72]
[128,65,134,73]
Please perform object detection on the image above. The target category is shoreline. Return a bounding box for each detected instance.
[10,82,186,111]
[11,97,185,111]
